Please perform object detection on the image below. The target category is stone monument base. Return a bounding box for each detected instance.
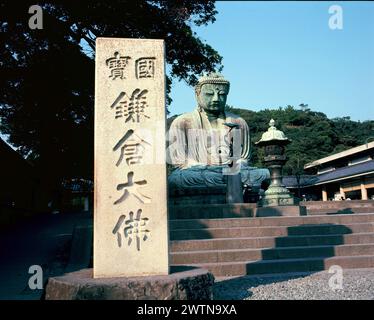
[44,267,214,300]
[259,193,299,207]
[169,186,262,205]
[169,187,227,205]
[256,205,307,217]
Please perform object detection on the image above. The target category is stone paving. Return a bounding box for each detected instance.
[214,268,374,300]
[0,212,91,300]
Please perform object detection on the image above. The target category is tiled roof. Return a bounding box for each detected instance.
[283,160,374,187]
[311,160,374,185]
[304,142,374,169]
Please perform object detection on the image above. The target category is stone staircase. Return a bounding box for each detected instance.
[169,210,374,277]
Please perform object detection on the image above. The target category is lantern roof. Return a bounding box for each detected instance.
[255,119,291,145]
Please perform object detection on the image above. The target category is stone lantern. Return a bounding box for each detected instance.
[255,119,297,207]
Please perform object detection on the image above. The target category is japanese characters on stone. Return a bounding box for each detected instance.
[110,89,150,122]
[105,52,157,251]
[106,51,131,80]
[106,51,156,80]
[94,38,168,278]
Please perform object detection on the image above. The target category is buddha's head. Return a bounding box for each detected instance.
[195,73,230,115]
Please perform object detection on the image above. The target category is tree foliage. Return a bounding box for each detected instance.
[226,105,374,175]
[0,1,222,199]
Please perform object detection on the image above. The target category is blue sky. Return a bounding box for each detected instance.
[168,1,374,121]
[2,1,373,147]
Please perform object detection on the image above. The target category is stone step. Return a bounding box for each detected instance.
[171,232,374,252]
[169,203,256,220]
[173,255,374,277]
[171,243,374,264]
[302,200,374,211]
[170,223,374,240]
[306,208,374,215]
[169,213,374,230]
[169,203,374,219]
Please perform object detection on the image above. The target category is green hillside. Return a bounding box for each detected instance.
[227,105,374,175]
[167,106,374,175]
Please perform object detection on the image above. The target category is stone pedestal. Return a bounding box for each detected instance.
[44,268,214,300]
[256,205,306,217]
[169,203,257,219]
[226,173,244,203]
[169,186,227,205]
[259,185,299,207]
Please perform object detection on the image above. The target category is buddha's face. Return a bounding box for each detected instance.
[196,83,229,115]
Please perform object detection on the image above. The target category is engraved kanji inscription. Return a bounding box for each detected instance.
[112,209,150,251]
[113,129,151,166]
[135,57,155,79]
[110,89,150,122]
[114,171,151,205]
[106,51,131,80]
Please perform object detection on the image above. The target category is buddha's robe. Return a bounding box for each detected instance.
[167,108,270,189]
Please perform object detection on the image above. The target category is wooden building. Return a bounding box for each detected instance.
[302,141,374,201]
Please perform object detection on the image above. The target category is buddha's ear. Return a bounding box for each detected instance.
[195,81,205,96]
[194,86,200,98]
[195,88,202,105]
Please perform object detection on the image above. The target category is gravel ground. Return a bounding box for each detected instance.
[214,268,374,300]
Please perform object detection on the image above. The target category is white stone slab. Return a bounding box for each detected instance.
[94,38,169,278]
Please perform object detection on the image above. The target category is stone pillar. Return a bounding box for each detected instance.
[226,174,243,203]
[322,186,328,201]
[361,181,368,200]
[94,38,169,278]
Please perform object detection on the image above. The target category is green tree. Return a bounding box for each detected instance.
[0,1,222,207]
[226,105,374,176]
